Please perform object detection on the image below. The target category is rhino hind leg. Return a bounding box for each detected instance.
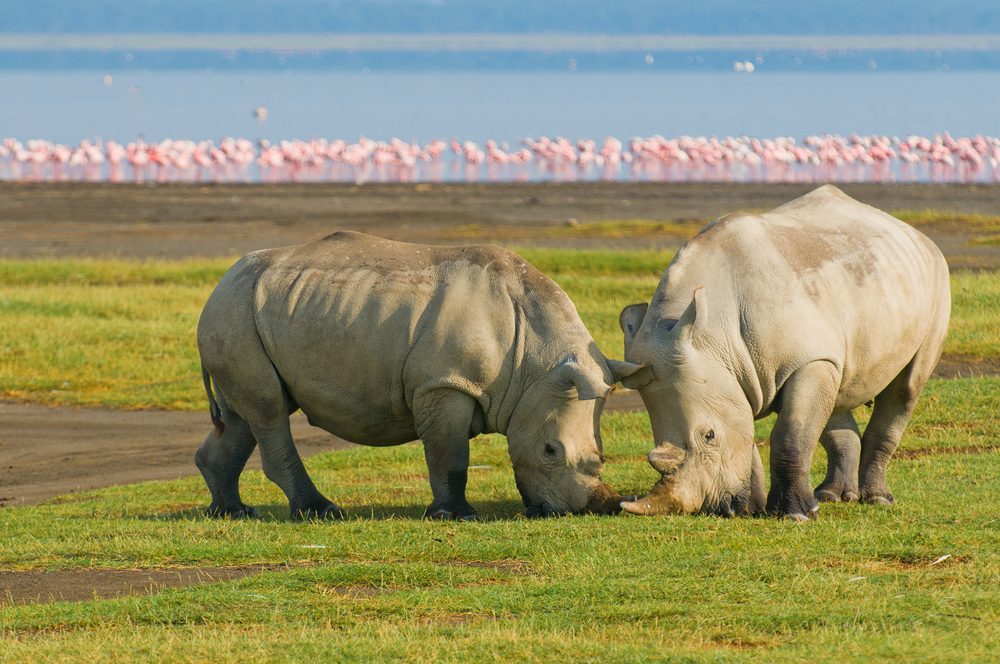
[195,389,260,518]
[414,388,481,521]
[859,351,933,506]
[251,419,345,520]
[814,410,861,503]
[766,361,841,520]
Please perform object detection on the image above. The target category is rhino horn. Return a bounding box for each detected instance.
[648,444,685,475]
[620,477,686,516]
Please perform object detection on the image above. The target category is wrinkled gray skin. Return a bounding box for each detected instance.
[196,231,638,521]
[619,185,951,520]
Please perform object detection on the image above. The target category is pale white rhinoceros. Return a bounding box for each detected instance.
[196,231,638,520]
[618,185,950,520]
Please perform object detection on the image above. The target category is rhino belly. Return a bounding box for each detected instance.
[251,264,429,445]
[294,388,418,446]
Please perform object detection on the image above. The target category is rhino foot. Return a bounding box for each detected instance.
[767,486,820,521]
[814,481,860,503]
[859,489,895,506]
[425,501,481,521]
[206,503,261,519]
[291,500,346,521]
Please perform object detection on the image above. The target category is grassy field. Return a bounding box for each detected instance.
[1,247,999,661]
[1,249,998,410]
[1,384,999,660]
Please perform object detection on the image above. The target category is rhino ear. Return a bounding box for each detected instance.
[555,359,612,401]
[670,287,708,343]
[619,303,648,354]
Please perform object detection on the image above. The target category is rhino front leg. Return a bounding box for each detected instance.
[767,361,840,521]
[814,410,861,503]
[195,390,260,518]
[414,388,481,521]
[251,419,345,520]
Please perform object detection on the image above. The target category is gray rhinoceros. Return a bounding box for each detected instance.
[196,231,637,520]
[618,185,950,520]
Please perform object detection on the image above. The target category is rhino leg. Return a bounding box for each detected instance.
[195,389,260,518]
[859,352,931,505]
[414,388,481,521]
[767,361,840,520]
[251,419,345,520]
[814,410,861,503]
[202,329,343,520]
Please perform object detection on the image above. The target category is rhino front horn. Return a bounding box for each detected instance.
[620,484,684,516]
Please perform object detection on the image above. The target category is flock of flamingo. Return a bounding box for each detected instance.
[1,133,999,184]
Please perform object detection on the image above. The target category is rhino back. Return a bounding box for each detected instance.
[652,185,950,411]
[242,232,581,442]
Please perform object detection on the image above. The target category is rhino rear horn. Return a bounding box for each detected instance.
[670,287,708,343]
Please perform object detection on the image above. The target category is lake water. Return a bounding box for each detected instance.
[3,70,999,143]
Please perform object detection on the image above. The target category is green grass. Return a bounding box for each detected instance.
[0,251,996,409]
[894,209,1000,231]
[1,378,999,661]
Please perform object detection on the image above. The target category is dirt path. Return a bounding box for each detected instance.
[0,404,354,507]
[0,391,645,508]
[0,565,286,606]
[1,182,997,509]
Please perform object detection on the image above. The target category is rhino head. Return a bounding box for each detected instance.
[616,289,766,517]
[506,352,641,518]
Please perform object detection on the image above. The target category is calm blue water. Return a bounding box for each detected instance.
[3,70,999,143]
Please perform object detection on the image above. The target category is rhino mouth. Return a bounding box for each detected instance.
[518,480,622,518]
[702,491,756,517]
[524,502,567,518]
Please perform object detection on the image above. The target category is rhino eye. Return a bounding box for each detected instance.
[704,429,717,444]
[544,443,558,457]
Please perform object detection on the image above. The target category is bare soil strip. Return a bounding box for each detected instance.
[0,404,353,507]
[0,565,285,606]
[893,444,1000,460]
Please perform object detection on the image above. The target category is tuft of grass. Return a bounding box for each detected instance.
[971,234,1000,247]
[447,219,702,241]
[893,209,1000,231]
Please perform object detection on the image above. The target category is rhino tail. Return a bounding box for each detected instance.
[202,365,225,438]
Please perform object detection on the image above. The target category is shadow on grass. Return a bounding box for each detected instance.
[143,499,533,523]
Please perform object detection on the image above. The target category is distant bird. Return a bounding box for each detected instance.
[253,106,269,121]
